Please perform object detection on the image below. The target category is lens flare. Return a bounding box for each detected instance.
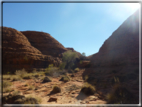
[124,3,140,12]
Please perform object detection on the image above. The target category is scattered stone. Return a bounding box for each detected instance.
[48,97,57,102]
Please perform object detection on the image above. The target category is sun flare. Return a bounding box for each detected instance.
[125,3,140,12]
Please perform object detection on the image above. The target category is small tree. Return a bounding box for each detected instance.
[80,52,86,60]
[82,52,86,57]
[62,50,78,70]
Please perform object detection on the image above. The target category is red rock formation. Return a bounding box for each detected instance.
[83,10,140,104]
[21,31,68,58]
[91,10,139,67]
[2,27,62,74]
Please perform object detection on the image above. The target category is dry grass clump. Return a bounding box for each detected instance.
[3,88,13,93]
[15,68,28,78]
[45,64,59,77]
[74,68,80,73]
[12,76,22,81]
[106,84,136,104]
[3,94,41,104]
[59,75,70,82]
[24,96,41,104]
[12,90,21,96]
[22,75,32,79]
[33,74,40,78]
[28,85,35,90]
[24,83,28,87]
[3,75,11,80]
[80,82,96,95]
[3,81,12,88]
[50,86,61,94]
[3,81,13,93]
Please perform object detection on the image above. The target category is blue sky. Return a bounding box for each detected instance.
[2,1,140,56]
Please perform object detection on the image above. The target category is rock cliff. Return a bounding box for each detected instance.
[83,10,140,103]
[21,31,68,58]
[2,27,65,73]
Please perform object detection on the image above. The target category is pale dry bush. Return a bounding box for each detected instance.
[15,68,27,78]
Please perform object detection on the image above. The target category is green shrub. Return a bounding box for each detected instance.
[80,82,96,95]
[59,62,66,70]
[62,50,79,69]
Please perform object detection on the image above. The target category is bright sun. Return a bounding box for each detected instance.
[125,3,140,12]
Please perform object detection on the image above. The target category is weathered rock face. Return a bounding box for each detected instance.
[21,31,68,58]
[2,27,62,74]
[83,10,140,103]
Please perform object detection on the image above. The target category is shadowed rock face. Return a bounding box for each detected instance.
[83,10,140,104]
[91,10,139,66]
[2,27,63,73]
[21,31,68,58]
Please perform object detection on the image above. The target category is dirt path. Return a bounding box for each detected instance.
[3,69,106,104]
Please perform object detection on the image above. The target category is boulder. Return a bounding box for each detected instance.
[48,97,57,102]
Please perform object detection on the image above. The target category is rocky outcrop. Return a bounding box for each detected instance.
[2,27,62,74]
[21,31,68,58]
[83,10,140,104]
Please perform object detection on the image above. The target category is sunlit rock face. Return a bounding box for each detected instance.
[83,10,140,104]
[2,27,63,74]
[21,31,68,58]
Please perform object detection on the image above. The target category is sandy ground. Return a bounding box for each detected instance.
[3,69,106,104]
